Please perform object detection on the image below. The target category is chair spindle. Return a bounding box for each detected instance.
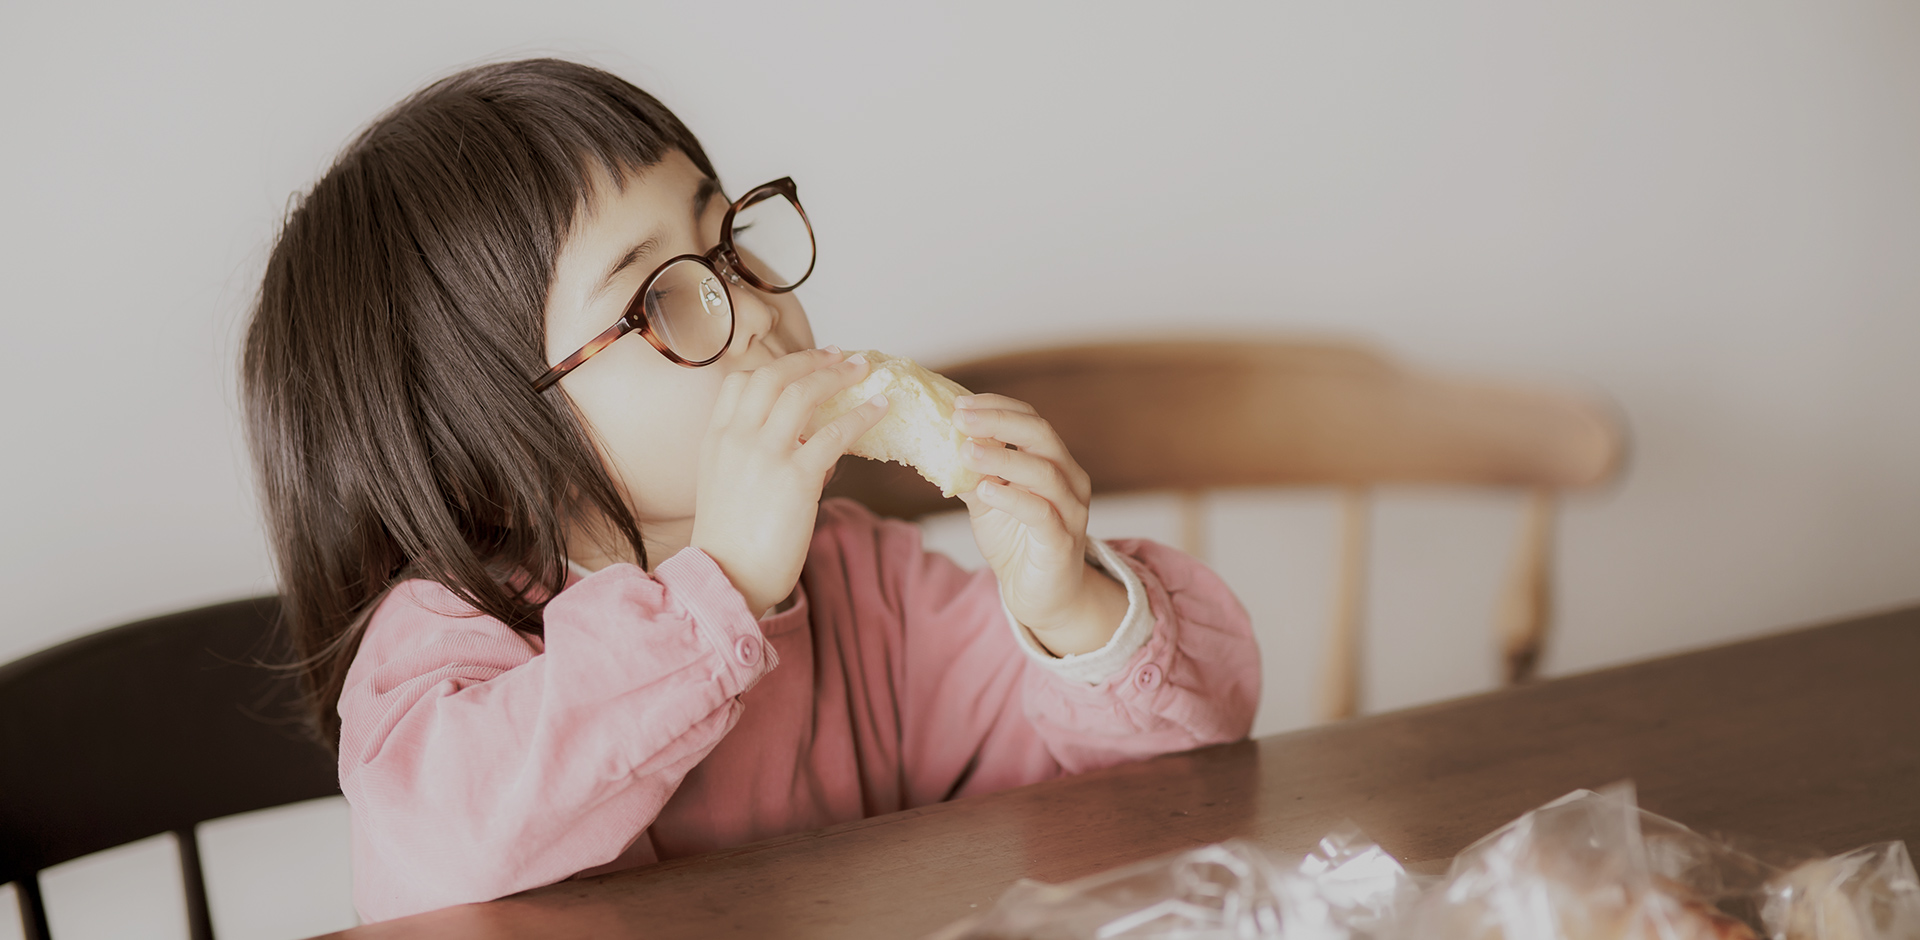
[17,872,50,940]
[1499,489,1557,684]
[1316,486,1371,721]
[1178,490,1208,561]
[176,827,214,940]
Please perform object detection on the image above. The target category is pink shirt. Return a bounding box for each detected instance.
[339,498,1259,922]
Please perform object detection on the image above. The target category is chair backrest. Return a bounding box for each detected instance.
[0,596,340,940]
[822,338,1626,719]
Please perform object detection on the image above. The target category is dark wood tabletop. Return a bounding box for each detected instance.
[318,603,1920,939]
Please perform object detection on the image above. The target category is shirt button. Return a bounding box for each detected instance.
[734,636,762,667]
[1135,663,1164,690]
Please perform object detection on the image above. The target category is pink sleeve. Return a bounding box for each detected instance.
[337,548,771,922]
[839,503,1260,807]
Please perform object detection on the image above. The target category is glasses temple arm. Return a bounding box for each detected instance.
[533,317,632,392]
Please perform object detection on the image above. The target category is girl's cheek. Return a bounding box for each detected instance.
[623,398,709,519]
[776,296,813,350]
[687,368,731,427]
[662,371,729,460]
[578,360,716,518]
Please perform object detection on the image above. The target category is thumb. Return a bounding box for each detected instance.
[957,488,992,518]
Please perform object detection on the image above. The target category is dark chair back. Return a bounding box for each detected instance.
[0,597,341,940]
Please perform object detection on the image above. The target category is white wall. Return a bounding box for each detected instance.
[4,1,1917,936]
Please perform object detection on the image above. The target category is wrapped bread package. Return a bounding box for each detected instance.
[928,827,1416,940]
[1403,786,1763,940]
[1762,842,1920,940]
[925,784,1917,940]
[808,349,985,498]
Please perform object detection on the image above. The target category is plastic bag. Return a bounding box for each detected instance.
[930,785,1916,940]
[1400,785,1763,939]
[1760,841,1920,940]
[1286,825,1423,938]
[931,826,1414,940]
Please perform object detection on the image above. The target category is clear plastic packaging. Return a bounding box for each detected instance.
[930,827,1414,940]
[929,785,1915,940]
[1400,785,1762,939]
[1286,824,1423,938]
[1760,841,1920,940]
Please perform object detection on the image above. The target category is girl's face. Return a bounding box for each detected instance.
[544,151,814,553]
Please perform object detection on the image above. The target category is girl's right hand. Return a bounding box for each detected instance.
[690,347,889,616]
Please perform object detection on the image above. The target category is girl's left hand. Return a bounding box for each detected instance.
[954,394,1128,657]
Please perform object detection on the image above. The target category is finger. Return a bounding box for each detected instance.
[736,347,848,427]
[952,406,1059,456]
[954,393,1036,416]
[767,351,874,442]
[952,408,1090,501]
[796,393,889,474]
[962,440,1087,530]
[973,479,1077,552]
[708,369,749,430]
[955,482,999,519]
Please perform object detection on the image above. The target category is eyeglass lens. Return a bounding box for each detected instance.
[729,192,812,289]
[643,259,734,363]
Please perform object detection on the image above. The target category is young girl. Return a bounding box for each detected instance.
[242,58,1259,923]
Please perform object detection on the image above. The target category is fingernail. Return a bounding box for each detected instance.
[867,394,888,407]
[822,345,841,354]
[952,408,972,425]
[954,395,974,408]
[847,352,867,365]
[978,479,999,494]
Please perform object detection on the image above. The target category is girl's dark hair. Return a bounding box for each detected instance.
[242,58,716,746]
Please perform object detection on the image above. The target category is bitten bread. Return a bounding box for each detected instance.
[808,350,986,497]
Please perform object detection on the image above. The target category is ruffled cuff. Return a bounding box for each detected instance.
[1004,539,1153,685]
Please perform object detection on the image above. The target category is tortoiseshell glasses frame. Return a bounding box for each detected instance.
[532,177,816,392]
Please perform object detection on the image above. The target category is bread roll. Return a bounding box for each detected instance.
[1765,856,1869,940]
[1441,887,1757,940]
[808,350,986,498]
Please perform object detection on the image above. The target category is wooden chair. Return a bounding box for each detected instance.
[0,597,340,940]
[822,338,1625,721]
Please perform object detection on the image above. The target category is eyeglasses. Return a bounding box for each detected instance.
[534,177,816,392]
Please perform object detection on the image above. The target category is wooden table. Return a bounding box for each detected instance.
[319,604,1920,939]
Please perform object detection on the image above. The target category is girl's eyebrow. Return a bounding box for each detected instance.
[693,177,721,219]
[592,235,662,303]
[590,179,723,303]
